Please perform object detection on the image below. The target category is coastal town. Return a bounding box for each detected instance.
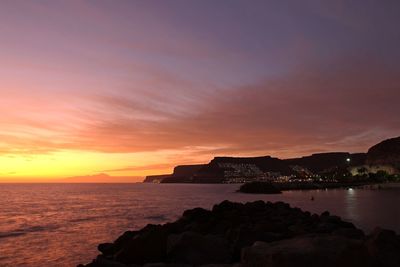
[145,137,400,185]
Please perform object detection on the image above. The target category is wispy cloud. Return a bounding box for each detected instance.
[1,1,400,178]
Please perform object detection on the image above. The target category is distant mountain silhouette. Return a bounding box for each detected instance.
[144,136,400,183]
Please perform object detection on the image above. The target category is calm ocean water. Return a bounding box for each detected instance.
[0,183,399,267]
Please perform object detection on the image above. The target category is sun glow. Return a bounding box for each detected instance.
[0,150,176,182]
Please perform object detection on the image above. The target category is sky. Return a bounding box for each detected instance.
[1,0,400,181]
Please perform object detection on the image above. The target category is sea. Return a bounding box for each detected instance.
[0,183,399,267]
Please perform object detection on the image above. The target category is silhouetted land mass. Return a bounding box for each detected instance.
[144,136,400,185]
[238,181,282,194]
[367,136,400,168]
[143,174,172,183]
[79,200,400,267]
[162,164,206,183]
[285,152,367,173]
[144,165,206,183]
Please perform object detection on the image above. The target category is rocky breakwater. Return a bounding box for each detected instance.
[79,200,400,267]
[238,181,282,194]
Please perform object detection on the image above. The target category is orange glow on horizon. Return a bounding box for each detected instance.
[0,149,196,182]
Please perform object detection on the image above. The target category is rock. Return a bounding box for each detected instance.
[111,231,138,253]
[182,207,213,222]
[366,227,400,267]
[80,200,399,267]
[316,213,356,233]
[315,222,340,233]
[167,231,232,265]
[288,223,309,235]
[115,225,169,264]
[243,200,267,211]
[241,235,371,267]
[98,243,114,256]
[228,225,285,261]
[274,201,291,211]
[143,264,191,267]
[321,211,330,217]
[333,228,365,239]
[82,255,131,267]
[212,201,244,214]
[238,181,281,194]
[366,136,400,168]
[320,214,355,229]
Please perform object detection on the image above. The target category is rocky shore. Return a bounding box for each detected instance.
[79,200,400,267]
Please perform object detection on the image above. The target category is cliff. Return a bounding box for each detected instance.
[144,164,206,183]
[367,136,400,169]
[173,164,205,177]
[144,136,400,183]
[143,174,171,183]
[211,156,292,174]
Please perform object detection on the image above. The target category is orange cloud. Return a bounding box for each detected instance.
[1,1,400,180]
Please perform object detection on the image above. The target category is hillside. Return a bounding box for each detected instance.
[144,137,400,183]
[285,152,366,173]
[143,164,206,183]
[367,136,400,167]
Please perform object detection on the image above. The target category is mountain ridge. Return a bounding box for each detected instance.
[145,136,400,183]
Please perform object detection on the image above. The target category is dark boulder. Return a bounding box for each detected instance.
[113,231,138,252]
[143,264,191,267]
[115,225,169,264]
[238,181,281,194]
[366,227,400,267]
[167,231,232,265]
[227,225,285,261]
[212,201,244,214]
[97,243,114,256]
[241,235,371,267]
[182,207,213,222]
[333,228,365,240]
[79,255,134,267]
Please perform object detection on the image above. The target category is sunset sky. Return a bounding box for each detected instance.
[1,0,400,181]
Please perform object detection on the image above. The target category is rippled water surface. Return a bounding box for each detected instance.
[0,183,399,266]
